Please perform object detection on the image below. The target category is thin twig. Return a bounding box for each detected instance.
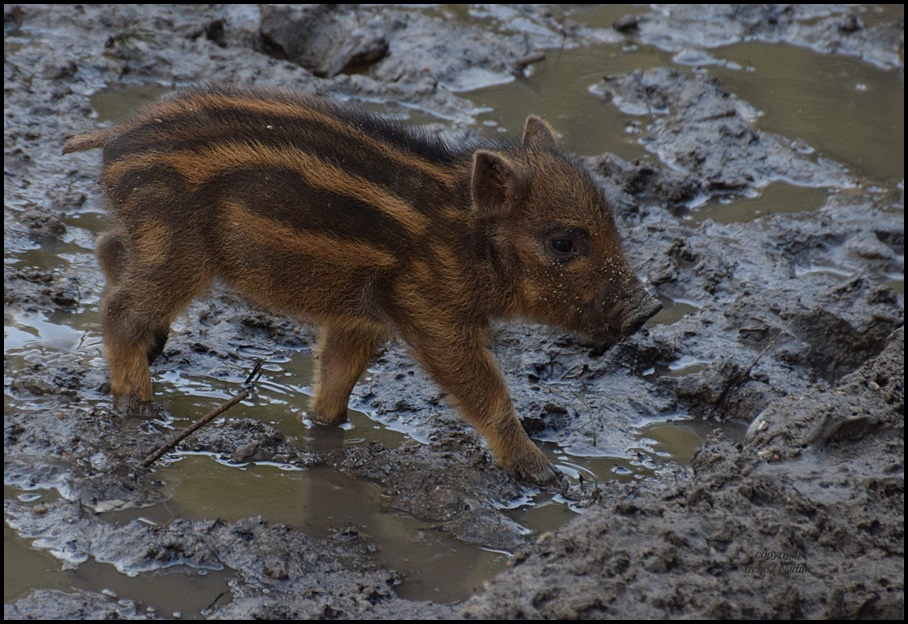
[708,324,790,419]
[141,359,264,468]
[515,51,546,70]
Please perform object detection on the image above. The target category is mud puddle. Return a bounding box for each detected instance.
[130,457,509,606]
[709,40,904,185]
[5,513,231,620]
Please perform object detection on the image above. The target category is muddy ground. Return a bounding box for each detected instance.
[4,4,904,619]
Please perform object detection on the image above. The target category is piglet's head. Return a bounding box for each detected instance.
[471,116,661,346]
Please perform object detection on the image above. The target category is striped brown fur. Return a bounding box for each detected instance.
[66,85,661,484]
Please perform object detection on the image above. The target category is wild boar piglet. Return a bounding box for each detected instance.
[65,85,661,483]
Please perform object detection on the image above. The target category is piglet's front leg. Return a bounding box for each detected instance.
[401,324,557,484]
[310,322,388,426]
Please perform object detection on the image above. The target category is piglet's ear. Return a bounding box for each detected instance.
[523,115,559,150]
[471,150,522,216]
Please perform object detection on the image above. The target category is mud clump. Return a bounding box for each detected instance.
[612,4,904,70]
[594,66,852,192]
[458,328,903,619]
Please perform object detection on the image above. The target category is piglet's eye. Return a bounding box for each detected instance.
[542,227,587,261]
[549,238,574,255]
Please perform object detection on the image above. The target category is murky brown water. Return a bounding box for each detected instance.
[4,4,903,613]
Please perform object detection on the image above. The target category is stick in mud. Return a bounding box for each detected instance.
[140,359,264,468]
[708,323,790,419]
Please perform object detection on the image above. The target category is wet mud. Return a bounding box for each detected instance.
[4,4,903,619]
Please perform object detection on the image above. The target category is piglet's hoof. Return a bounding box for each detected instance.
[118,395,165,419]
[525,461,559,485]
[509,454,559,485]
